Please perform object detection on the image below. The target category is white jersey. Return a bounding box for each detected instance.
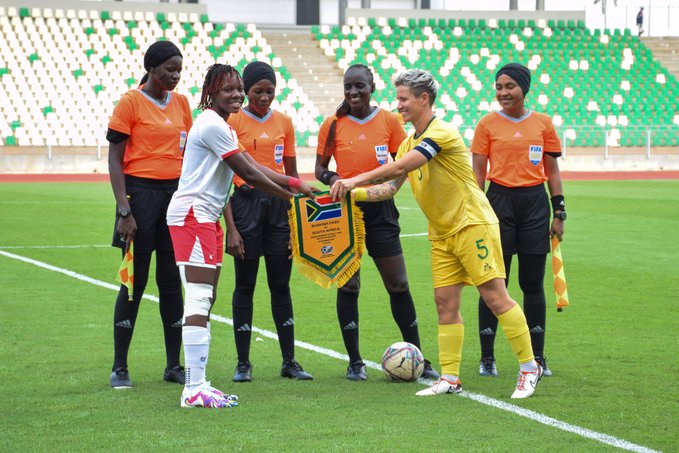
[167,109,241,225]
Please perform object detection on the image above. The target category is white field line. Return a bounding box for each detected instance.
[0,249,661,453]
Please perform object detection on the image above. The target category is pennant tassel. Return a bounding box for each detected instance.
[116,240,134,302]
[551,236,569,312]
[288,193,365,289]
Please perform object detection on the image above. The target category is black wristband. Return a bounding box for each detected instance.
[320,170,338,186]
[551,195,565,212]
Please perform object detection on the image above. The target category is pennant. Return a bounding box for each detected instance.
[117,240,134,302]
[288,192,365,288]
[551,236,569,312]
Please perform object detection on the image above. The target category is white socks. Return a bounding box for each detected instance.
[519,360,539,373]
[183,325,209,388]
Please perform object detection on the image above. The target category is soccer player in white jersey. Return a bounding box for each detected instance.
[166,64,316,408]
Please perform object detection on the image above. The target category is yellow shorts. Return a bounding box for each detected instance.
[431,223,506,288]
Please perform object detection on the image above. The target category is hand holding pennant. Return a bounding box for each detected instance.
[116,240,134,302]
[551,236,569,312]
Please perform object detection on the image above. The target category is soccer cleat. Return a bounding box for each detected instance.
[110,367,132,389]
[421,359,440,380]
[346,361,367,381]
[479,356,499,377]
[163,365,185,385]
[233,361,252,382]
[181,382,239,408]
[511,364,543,399]
[535,356,552,377]
[281,359,313,380]
[415,377,462,396]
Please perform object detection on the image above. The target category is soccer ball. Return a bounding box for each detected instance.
[381,342,425,382]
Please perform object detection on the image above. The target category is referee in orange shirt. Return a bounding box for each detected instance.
[224,61,312,382]
[316,64,439,381]
[107,40,192,388]
[471,63,565,377]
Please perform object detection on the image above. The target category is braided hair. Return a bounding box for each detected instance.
[197,64,242,111]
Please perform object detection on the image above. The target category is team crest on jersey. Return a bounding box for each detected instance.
[305,195,342,222]
[375,145,388,165]
[274,144,284,164]
[529,145,543,165]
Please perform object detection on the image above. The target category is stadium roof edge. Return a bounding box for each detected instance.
[0,0,207,16]
[345,8,585,22]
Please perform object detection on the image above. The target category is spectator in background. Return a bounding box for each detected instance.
[107,40,191,389]
[224,61,313,383]
[315,64,439,382]
[636,7,644,37]
[471,63,565,379]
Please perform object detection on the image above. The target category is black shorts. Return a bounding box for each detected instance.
[111,175,178,253]
[230,186,290,259]
[486,181,550,255]
[356,198,403,259]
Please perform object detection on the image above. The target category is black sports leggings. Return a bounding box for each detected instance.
[478,253,547,358]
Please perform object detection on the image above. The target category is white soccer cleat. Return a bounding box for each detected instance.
[181,382,239,408]
[415,377,462,396]
[511,364,543,399]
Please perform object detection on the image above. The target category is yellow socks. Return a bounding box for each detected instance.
[497,304,534,364]
[438,323,464,378]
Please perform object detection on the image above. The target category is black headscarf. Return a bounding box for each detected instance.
[496,63,531,95]
[139,41,182,85]
[242,61,276,94]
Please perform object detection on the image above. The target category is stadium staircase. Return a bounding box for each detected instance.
[261,28,345,119]
[642,37,679,80]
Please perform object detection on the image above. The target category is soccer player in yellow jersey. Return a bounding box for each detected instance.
[330,69,543,398]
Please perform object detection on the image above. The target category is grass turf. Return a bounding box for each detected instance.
[0,180,677,452]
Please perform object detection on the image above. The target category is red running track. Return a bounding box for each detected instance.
[1,171,679,183]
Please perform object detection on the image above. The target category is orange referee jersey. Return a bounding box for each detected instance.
[316,108,406,178]
[108,88,192,180]
[228,108,296,188]
[471,111,562,188]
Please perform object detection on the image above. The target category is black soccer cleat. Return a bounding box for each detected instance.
[110,366,132,389]
[346,360,367,381]
[479,356,499,377]
[535,356,552,377]
[163,365,186,385]
[281,359,313,380]
[421,359,440,380]
[233,361,253,382]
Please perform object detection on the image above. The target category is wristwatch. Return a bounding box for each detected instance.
[118,208,131,218]
[553,211,567,221]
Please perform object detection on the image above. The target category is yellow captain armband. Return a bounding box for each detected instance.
[353,188,368,202]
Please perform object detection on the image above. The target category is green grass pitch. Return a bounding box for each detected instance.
[0,180,677,452]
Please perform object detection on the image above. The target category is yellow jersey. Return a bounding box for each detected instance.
[396,117,498,240]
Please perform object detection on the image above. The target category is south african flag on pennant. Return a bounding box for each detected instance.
[289,192,365,288]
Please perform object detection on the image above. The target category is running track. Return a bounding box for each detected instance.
[1,171,679,183]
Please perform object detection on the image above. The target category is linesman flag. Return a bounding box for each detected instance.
[117,240,134,301]
[551,236,569,312]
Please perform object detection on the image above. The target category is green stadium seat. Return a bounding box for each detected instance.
[19,7,29,17]
[156,12,166,22]
[5,136,17,146]
[100,10,110,20]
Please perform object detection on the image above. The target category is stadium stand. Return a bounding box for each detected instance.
[0,5,319,148]
[313,16,679,149]
[0,4,677,158]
